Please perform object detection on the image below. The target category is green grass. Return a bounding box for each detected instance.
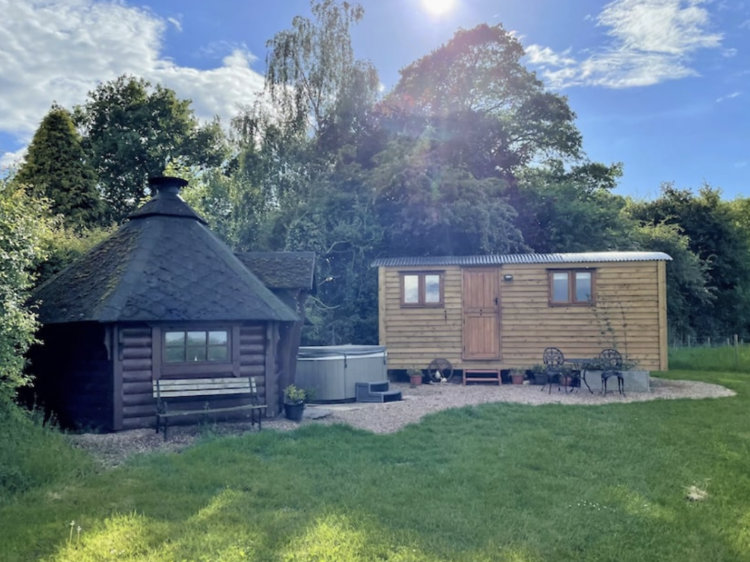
[670,344,750,372]
[3,367,750,561]
[0,400,94,505]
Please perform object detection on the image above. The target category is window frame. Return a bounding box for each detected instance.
[547,269,596,307]
[162,328,232,365]
[399,271,445,308]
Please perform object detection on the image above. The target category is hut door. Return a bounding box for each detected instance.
[462,269,501,360]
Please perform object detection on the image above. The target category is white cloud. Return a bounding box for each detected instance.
[526,0,723,89]
[0,146,27,170]
[0,0,265,162]
[716,91,741,102]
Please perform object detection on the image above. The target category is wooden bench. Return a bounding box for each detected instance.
[152,376,266,440]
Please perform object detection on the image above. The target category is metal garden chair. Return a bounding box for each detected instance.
[542,347,567,394]
[599,348,625,396]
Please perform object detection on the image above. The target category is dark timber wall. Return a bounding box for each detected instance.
[115,322,277,430]
[29,323,113,430]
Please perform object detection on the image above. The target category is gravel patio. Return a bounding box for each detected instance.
[69,377,735,468]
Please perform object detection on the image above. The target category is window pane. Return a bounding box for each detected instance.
[208,331,228,345]
[187,346,206,362]
[165,332,185,347]
[187,331,206,346]
[165,347,184,362]
[575,272,592,302]
[424,275,441,303]
[208,346,228,361]
[404,275,419,303]
[552,273,569,302]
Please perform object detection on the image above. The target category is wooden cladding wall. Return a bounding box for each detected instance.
[500,262,663,370]
[379,261,665,372]
[118,322,272,430]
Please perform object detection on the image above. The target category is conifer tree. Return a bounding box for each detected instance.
[17,104,103,229]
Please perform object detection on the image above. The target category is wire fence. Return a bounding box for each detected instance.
[669,334,750,373]
[669,334,745,349]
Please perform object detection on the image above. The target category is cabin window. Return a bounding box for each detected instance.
[164,330,229,363]
[401,272,444,307]
[548,270,595,306]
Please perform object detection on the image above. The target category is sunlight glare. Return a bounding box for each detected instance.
[422,0,455,16]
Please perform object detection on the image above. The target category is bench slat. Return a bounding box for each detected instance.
[158,404,267,418]
[156,387,252,398]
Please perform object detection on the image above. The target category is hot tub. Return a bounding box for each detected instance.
[296,345,387,402]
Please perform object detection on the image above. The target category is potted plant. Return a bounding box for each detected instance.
[407,368,423,387]
[529,364,547,385]
[510,369,525,385]
[283,384,307,422]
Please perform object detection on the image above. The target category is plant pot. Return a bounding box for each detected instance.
[409,374,422,387]
[284,402,305,422]
[511,374,524,385]
[533,373,548,385]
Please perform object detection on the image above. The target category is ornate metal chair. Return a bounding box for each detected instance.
[542,347,566,394]
[599,348,625,396]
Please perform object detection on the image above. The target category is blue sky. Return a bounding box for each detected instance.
[1,0,748,199]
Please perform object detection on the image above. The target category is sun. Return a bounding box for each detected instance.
[422,0,455,16]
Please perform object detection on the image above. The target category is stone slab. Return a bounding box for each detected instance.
[583,370,650,393]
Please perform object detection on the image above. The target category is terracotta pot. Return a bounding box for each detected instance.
[511,374,524,385]
[409,374,422,387]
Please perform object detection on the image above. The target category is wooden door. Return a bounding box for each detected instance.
[462,269,501,360]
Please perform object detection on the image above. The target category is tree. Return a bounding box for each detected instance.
[16,104,103,229]
[381,24,582,179]
[74,75,227,222]
[265,0,379,141]
[509,163,632,253]
[0,178,50,401]
[370,138,524,256]
[628,183,750,338]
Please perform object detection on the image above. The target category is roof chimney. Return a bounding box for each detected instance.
[148,176,188,198]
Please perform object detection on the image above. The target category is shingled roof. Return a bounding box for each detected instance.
[235,252,316,291]
[32,177,298,325]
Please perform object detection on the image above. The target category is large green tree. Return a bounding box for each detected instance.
[628,183,750,338]
[74,76,227,222]
[381,24,582,179]
[16,104,103,229]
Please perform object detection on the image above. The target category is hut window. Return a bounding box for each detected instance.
[548,270,595,306]
[164,330,229,363]
[400,272,444,307]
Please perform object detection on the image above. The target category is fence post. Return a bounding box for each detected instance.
[707,337,711,348]
[688,335,692,348]
[735,334,740,369]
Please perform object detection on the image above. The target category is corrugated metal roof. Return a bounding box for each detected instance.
[371,251,672,267]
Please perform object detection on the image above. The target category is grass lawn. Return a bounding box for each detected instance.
[3,368,750,561]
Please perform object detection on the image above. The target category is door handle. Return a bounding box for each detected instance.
[494,297,499,306]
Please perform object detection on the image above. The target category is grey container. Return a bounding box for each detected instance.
[296,345,387,402]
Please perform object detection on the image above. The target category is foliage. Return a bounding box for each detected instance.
[34,225,114,288]
[265,0,378,139]
[383,23,582,177]
[16,104,104,229]
[510,163,632,253]
[282,384,307,404]
[74,75,228,222]
[0,178,50,400]
[628,183,750,338]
